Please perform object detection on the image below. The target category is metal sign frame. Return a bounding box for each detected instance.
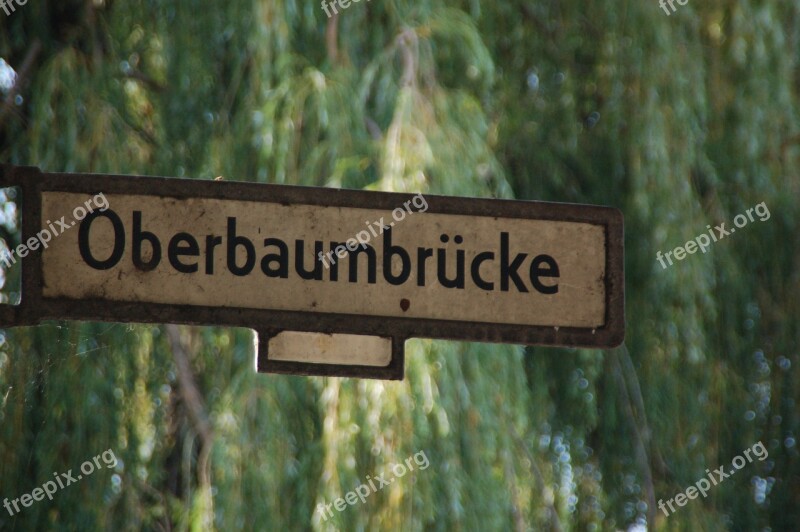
[0,165,624,380]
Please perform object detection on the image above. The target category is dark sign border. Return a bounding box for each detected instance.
[0,165,624,380]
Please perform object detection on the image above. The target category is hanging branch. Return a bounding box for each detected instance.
[610,345,656,527]
[619,344,671,477]
[508,424,564,532]
[503,450,527,532]
[325,12,339,63]
[396,28,418,88]
[164,323,214,510]
[0,38,42,126]
[165,324,213,449]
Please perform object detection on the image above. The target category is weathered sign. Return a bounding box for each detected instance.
[0,165,624,379]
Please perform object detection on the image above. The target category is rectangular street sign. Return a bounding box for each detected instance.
[0,165,624,379]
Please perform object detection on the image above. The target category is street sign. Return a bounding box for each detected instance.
[0,165,624,379]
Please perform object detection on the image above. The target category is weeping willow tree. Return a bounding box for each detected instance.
[0,0,798,530]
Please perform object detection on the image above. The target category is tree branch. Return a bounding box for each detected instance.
[508,424,563,532]
[164,324,213,451]
[611,345,656,526]
[0,38,43,126]
[325,13,339,63]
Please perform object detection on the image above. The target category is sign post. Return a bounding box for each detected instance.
[0,165,624,379]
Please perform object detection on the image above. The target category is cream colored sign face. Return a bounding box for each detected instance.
[267,332,392,366]
[41,192,607,328]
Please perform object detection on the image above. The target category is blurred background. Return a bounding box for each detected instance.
[0,1,798,530]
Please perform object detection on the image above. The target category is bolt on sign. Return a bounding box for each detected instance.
[0,165,624,380]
